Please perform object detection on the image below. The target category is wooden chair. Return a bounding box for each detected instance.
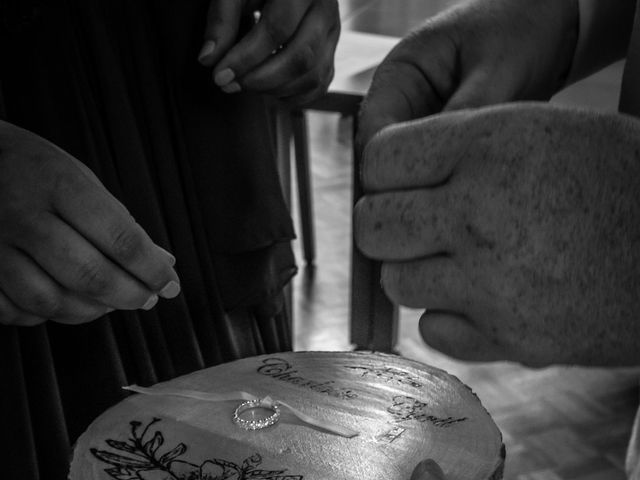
[276,31,401,352]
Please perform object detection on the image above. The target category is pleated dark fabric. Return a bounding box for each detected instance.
[0,1,297,479]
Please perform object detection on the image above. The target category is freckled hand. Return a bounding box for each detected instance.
[356,103,640,367]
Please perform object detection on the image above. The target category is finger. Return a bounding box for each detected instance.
[354,190,461,261]
[444,67,517,112]
[16,212,160,310]
[278,83,330,108]
[198,0,246,67]
[52,171,180,298]
[68,155,175,267]
[66,161,178,272]
[238,3,339,94]
[361,111,468,192]
[410,459,446,480]
[0,289,46,327]
[266,60,335,106]
[358,62,437,152]
[212,0,313,88]
[6,129,177,271]
[0,246,113,324]
[418,311,508,362]
[380,256,472,310]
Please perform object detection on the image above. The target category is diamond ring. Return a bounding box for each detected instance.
[233,399,280,430]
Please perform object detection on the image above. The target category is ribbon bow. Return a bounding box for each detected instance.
[123,385,359,438]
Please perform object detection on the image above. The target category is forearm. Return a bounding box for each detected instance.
[567,0,637,83]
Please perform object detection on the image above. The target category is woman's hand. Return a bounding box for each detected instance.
[358,0,579,146]
[355,103,640,367]
[197,0,340,106]
[0,121,180,326]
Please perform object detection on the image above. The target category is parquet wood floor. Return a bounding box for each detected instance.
[289,23,640,478]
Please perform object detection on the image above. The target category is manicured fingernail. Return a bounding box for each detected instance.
[159,280,181,299]
[142,295,159,311]
[214,68,235,86]
[221,81,241,94]
[198,40,216,65]
[157,246,176,266]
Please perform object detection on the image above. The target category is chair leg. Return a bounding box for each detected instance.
[291,110,316,266]
[350,249,399,352]
[349,111,399,352]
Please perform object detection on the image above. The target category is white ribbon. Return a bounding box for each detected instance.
[123,385,359,438]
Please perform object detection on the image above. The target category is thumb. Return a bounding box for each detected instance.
[357,21,458,154]
[357,58,443,156]
[443,67,518,112]
[410,459,446,480]
[198,0,247,67]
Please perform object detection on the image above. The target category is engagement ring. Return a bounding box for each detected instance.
[233,399,280,430]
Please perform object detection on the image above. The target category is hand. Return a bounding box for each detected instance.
[354,103,640,367]
[0,121,180,326]
[197,0,340,106]
[358,0,578,147]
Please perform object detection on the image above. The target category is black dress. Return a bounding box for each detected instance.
[0,1,297,478]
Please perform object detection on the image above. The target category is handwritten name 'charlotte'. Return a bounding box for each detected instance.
[257,357,358,400]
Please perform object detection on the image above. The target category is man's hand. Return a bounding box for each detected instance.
[0,121,180,326]
[197,0,340,106]
[355,103,640,367]
[358,0,579,147]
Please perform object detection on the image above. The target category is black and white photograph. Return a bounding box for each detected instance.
[1,1,639,479]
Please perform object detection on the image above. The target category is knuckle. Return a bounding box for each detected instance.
[263,17,289,47]
[29,289,63,318]
[291,45,316,75]
[109,225,145,264]
[75,259,112,296]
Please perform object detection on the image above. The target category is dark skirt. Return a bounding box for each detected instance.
[0,0,297,478]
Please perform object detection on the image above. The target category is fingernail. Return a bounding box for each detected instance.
[157,246,176,266]
[142,295,159,311]
[214,68,235,86]
[198,40,216,65]
[159,280,181,299]
[221,81,241,94]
